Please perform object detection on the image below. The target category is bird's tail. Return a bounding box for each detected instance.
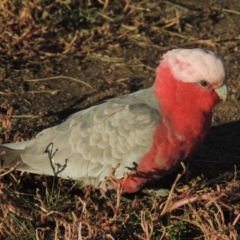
[0,141,31,170]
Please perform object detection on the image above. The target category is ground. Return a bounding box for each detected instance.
[0,0,240,239]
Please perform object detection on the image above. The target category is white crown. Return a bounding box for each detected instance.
[161,48,226,84]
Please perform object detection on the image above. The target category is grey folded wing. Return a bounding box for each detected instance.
[21,87,162,187]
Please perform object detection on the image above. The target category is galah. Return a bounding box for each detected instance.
[0,48,227,193]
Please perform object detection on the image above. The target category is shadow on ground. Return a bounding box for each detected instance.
[151,120,240,190]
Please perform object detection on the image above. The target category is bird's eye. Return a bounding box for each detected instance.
[199,80,210,88]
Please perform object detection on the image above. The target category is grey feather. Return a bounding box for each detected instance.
[0,87,161,188]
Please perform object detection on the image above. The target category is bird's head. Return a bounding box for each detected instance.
[154,48,227,114]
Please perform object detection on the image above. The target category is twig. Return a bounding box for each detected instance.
[204,195,226,224]
[163,30,188,39]
[140,211,153,240]
[27,90,61,95]
[116,78,129,82]
[163,1,190,12]
[0,162,20,177]
[106,163,122,219]
[97,12,114,21]
[160,162,186,216]
[24,75,93,89]
[78,221,83,240]
[97,0,109,9]
[0,90,60,95]
[159,225,167,240]
[171,214,209,239]
[222,8,240,15]
[155,38,218,52]
[36,227,50,240]
[75,197,88,218]
[232,213,240,226]
[54,220,59,240]
[163,193,226,214]
[0,92,11,95]
[12,115,40,118]
[44,142,68,177]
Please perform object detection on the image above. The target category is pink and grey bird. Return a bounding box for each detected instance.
[0,48,227,193]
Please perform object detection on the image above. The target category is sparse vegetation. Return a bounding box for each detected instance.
[0,0,240,239]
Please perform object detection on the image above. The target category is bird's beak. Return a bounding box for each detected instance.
[215,84,228,101]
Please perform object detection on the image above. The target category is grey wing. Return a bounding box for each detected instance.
[21,87,161,187]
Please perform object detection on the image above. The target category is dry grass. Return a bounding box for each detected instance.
[0,0,236,60]
[0,0,240,239]
[0,105,239,239]
[1,159,240,239]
